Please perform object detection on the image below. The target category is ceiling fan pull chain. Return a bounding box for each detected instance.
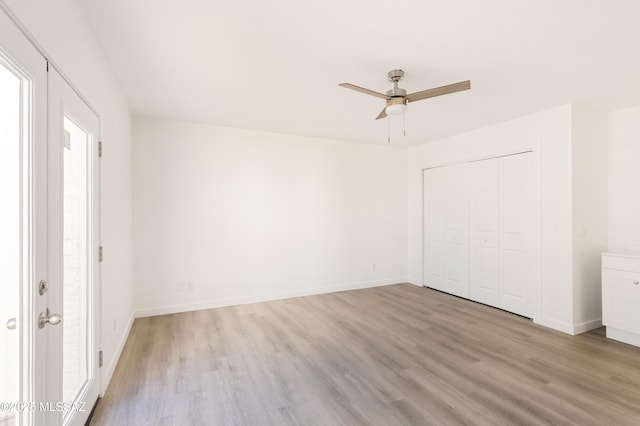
[403,111,406,137]
[388,116,391,143]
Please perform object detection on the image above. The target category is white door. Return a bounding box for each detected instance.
[47,67,101,426]
[1,9,100,425]
[499,153,533,317]
[423,165,469,298]
[0,7,48,426]
[424,153,536,318]
[442,163,469,298]
[469,159,500,306]
[423,167,445,291]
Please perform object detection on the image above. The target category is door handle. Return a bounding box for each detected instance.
[38,309,63,329]
[6,318,16,330]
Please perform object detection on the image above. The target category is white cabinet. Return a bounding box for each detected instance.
[602,253,640,347]
[423,152,535,318]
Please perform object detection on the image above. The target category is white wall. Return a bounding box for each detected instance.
[133,117,407,316]
[407,105,575,332]
[609,104,640,253]
[3,0,134,392]
[571,104,608,330]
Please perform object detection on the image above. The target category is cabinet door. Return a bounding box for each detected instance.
[469,159,500,306]
[499,154,533,317]
[603,269,640,334]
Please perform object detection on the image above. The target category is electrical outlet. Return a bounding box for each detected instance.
[178,281,195,292]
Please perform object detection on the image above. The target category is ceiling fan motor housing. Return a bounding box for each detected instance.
[386,97,407,107]
[386,69,407,98]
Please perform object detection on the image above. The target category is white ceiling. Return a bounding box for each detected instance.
[79,0,640,146]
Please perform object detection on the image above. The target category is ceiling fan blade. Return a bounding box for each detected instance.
[339,83,389,100]
[375,107,387,120]
[406,80,471,103]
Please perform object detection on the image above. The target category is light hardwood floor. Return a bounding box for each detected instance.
[91,284,640,425]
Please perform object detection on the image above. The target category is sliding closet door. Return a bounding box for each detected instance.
[424,152,537,318]
[499,153,534,317]
[423,164,469,298]
[469,159,500,306]
[423,167,446,292]
[442,163,469,298]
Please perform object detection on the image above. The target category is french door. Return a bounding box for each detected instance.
[1,7,100,426]
[47,67,101,426]
[1,8,48,425]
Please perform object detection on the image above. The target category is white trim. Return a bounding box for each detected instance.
[0,1,100,117]
[422,148,534,171]
[419,148,535,172]
[135,278,407,318]
[572,318,602,335]
[101,313,134,395]
[601,251,640,260]
[533,317,575,334]
[606,327,640,348]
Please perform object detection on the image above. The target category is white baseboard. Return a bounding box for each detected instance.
[135,277,407,318]
[606,327,640,348]
[572,318,602,335]
[534,316,603,336]
[533,316,575,335]
[101,312,134,394]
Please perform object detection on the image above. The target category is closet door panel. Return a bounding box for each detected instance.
[443,164,469,298]
[499,154,533,317]
[423,168,446,291]
[502,250,525,298]
[469,159,500,306]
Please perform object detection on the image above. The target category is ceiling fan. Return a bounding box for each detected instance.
[339,69,470,120]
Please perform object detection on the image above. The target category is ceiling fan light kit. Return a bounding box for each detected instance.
[339,69,471,134]
[385,103,407,116]
[385,96,407,116]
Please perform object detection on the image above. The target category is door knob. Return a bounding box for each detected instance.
[38,309,62,329]
[6,318,16,330]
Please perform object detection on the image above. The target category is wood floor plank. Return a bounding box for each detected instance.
[91,284,640,425]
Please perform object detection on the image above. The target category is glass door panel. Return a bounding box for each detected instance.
[62,117,89,411]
